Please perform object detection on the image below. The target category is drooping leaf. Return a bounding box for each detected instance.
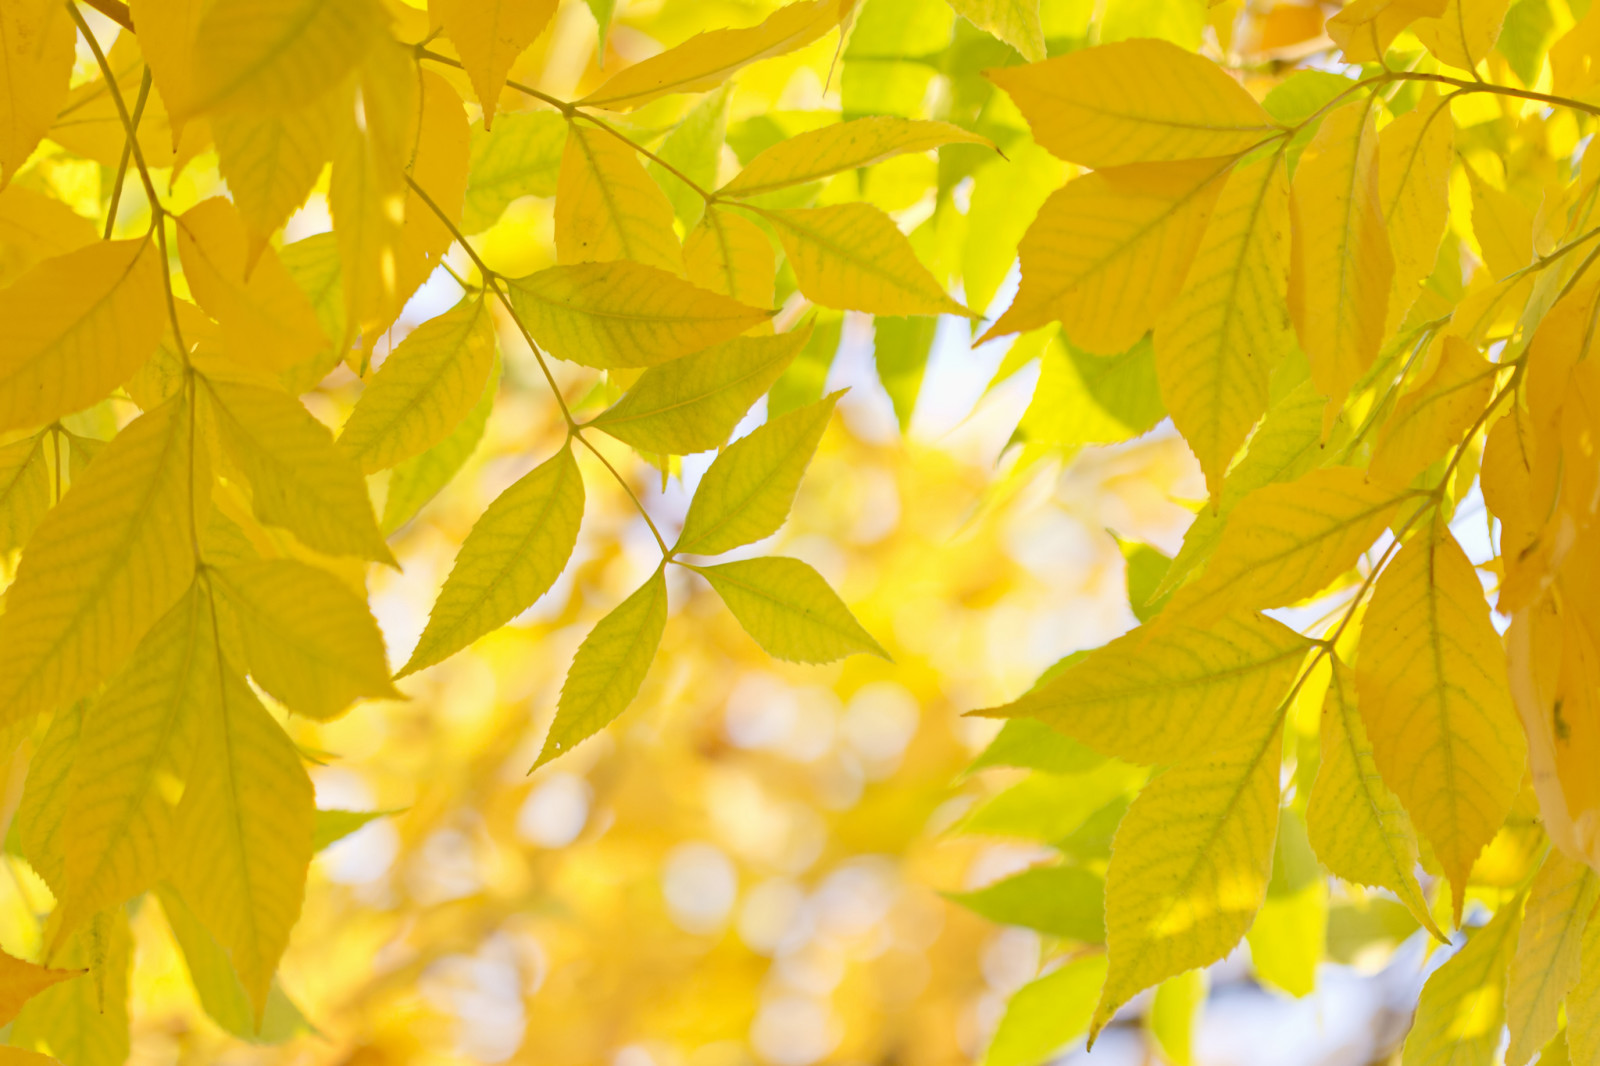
[1370,336,1498,486]
[1379,95,1454,326]
[1414,0,1513,71]
[0,396,196,728]
[0,950,81,1027]
[401,444,585,676]
[534,566,669,769]
[1148,970,1208,1066]
[506,261,771,369]
[11,912,130,1066]
[986,38,1279,169]
[983,956,1106,1066]
[211,559,400,720]
[1504,851,1599,1066]
[675,392,840,556]
[591,328,807,454]
[0,0,74,185]
[1403,898,1523,1066]
[212,86,349,241]
[1357,525,1527,919]
[189,0,384,115]
[650,85,731,228]
[432,0,558,127]
[694,556,887,663]
[0,239,165,433]
[978,612,1310,765]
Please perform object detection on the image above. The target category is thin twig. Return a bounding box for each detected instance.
[104,67,152,240]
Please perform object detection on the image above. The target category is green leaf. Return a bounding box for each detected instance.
[1149,970,1208,1066]
[401,444,585,676]
[675,392,839,556]
[338,298,497,473]
[694,556,887,663]
[1018,335,1166,451]
[650,85,731,228]
[963,762,1145,841]
[874,316,937,430]
[462,111,567,233]
[947,865,1105,942]
[1403,899,1524,1066]
[313,808,395,852]
[212,559,399,720]
[983,955,1105,1066]
[534,566,669,770]
[969,718,1104,776]
[589,328,807,455]
[585,0,616,55]
[382,353,499,533]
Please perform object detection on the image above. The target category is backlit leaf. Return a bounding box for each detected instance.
[556,121,683,275]
[695,556,886,663]
[0,0,74,185]
[1415,0,1513,71]
[382,355,499,533]
[947,865,1105,942]
[190,0,384,114]
[462,111,567,233]
[1505,851,1598,1065]
[1328,0,1449,64]
[1403,898,1523,1066]
[1370,336,1498,486]
[683,206,776,309]
[943,0,1046,61]
[432,0,557,127]
[983,956,1106,1066]
[0,950,81,1027]
[720,117,992,199]
[0,433,50,556]
[1378,95,1455,327]
[0,185,96,286]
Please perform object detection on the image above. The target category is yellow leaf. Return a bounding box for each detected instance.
[1306,659,1443,939]
[589,328,808,454]
[176,198,328,373]
[693,556,887,663]
[382,354,499,533]
[338,298,496,473]
[719,117,993,199]
[1552,7,1600,99]
[0,949,80,1027]
[462,111,566,232]
[171,642,314,1020]
[1093,721,1282,1038]
[202,373,394,565]
[675,392,839,556]
[48,36,199,172]
[0,239,165,433]
[391,71,471,320]
[128,0,205,120]
[1413,0,1512,72]
[190,0,385,115]
[763,203,971,318]
[1371,336,1497,485]
[211,559,399,720]
[1467,164,1536,279]
[1173,467,1403,620]
[985,38,1279,169]
[15,702,81,893]
[979,612,1310,765]
[0,396,196,728]
[534,566,669,769]
[576,0,851,111]
[1403,897,1522,1066]
[12,911,130,1066]
[1378,94,1454,329]
[942,0,1045,61]
[0,185,96,287]
[987,158,1231,353]
[400,444,584,676]
[684,206,776,309]
[212,86,349,240]
[0,1049,63,1064]
[1572,906,1600,1066]
[0,433,51,555]
[556,121,683,274]
[1327,0,1449,64]
[1289,99,1393,412]
[1153,150,1293,494]
[53,584,216,944]
[1356,525,1526,919]
[506,260,771,369]
[0,0,74,184]
[1148,970,1207,1066]
[1505,851,1599,1066]
[431,0,556,127]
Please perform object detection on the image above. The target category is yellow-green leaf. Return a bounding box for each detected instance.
[212,86,349,240]
[1571,905,1600,1066]
[694,556,886,663]
[985,38,1279,169]
[556,121,683,274]
[391,70,472,326]
[338,297,497,473]
[11,909,130,1066]
[401,444,584,676]
[984,955,1106,1066]
[54,584,216,942]
[1307,659,1443,939]
[15,701,80,893]
[1153,151,1293,493]
[382,354,499,533]
[1173,467,1402,620]
[0,239,165,433]
[1328,0,1449,64]
[431,0,557,127]
[1505,851,1599,1066]
[0,397,196,728]
[1414,0,1512,72]
[190,0,384,114]
[1371,336,1498,485]
[462,111,567,233]
[202,373,394,565]
[0,0,74,184]
[576,0,851,111]
[1403,897,1523,1066]
[763,203,971,318]
[684,205,776,309]
[211,559,397,720]
[1467,163,1535,279]
[1378,94,1454,328]
[1356,525,1526,919]
[943,0,1045,62]
[534,566,668,769]
[1148,970,1207,1066]
[987,157,1231,354]
[506,260,771,369]
[979,612,1310,765]
[176,198,329,373]
[590,328,807,454]
[719,117,993,199]
[0,433,50,555]
[170,652,314,1020]
[1093,722,1283,1037]
[0,950,80,1028]
[675,392,839,556]
[1290,99,1394,412]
